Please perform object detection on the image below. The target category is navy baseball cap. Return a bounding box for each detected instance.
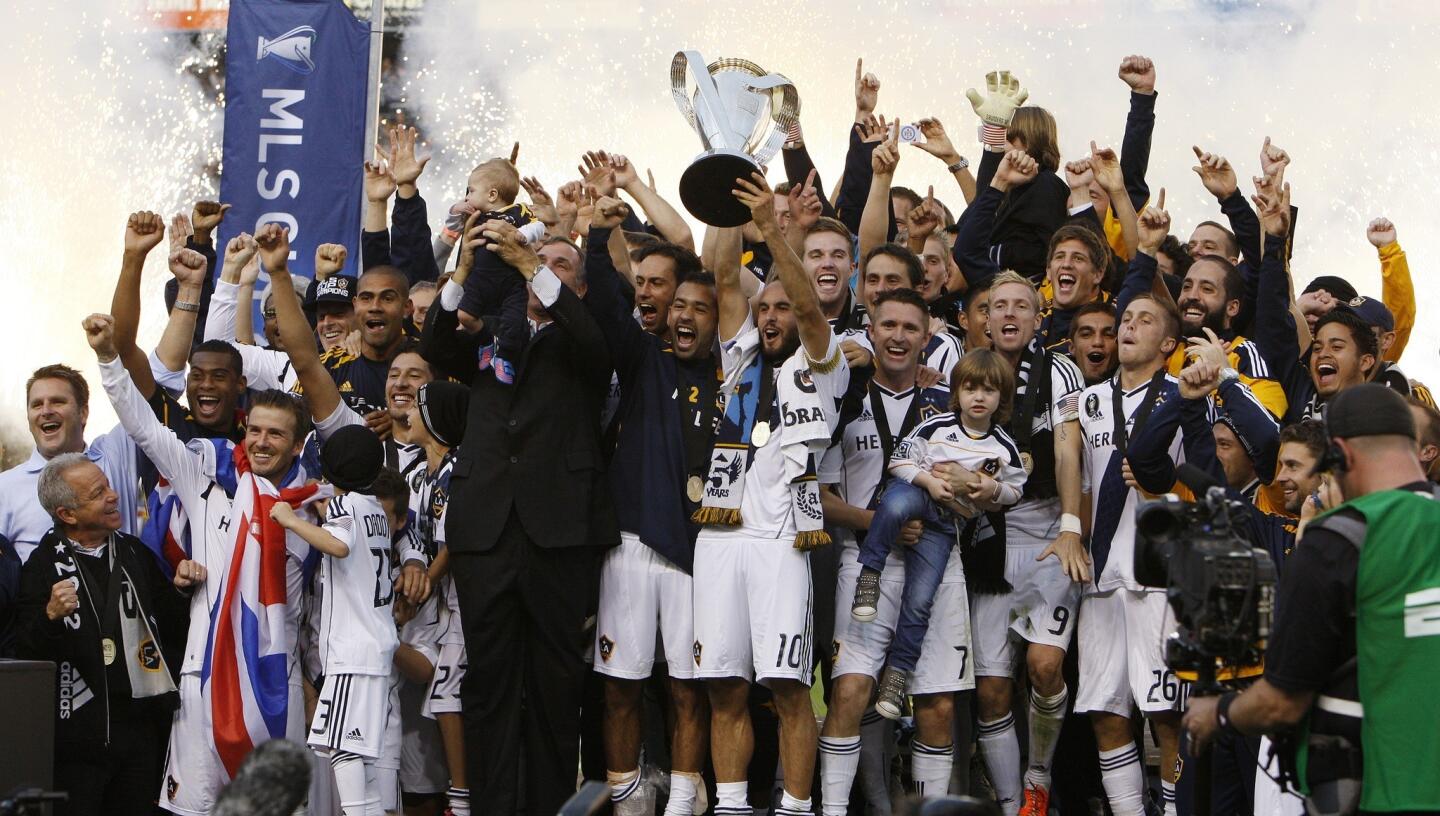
[1335,295,1395,332]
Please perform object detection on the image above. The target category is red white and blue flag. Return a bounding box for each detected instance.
[201,445,322,778]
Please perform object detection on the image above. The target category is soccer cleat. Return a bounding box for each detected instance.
[874,665,909,720]
[852,570,881,622]
[1019,782,1050,816]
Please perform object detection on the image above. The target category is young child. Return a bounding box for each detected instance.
[851,349,1028,718]
[454,158,546,383]
[270,424,398,816]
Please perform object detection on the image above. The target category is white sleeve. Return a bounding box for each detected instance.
[98,356,209,506]
[314,401,365,442]
[808,332,850,404]
[148,350,186,400]
[233,344,293,392]
[994,456,1028,506]
[440,279,464,312]
[888,431,929,484]
[395,527,426,566]
[323,495,355,537]
[206,280,239,343]
[531,265,562,309]
[1050,354,1083,424]
[518,220,548,246]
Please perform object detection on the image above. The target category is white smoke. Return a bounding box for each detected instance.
[3,0,1437,459]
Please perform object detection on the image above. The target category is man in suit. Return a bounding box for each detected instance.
[420,212,617,816]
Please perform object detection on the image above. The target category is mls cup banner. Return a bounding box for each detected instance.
[216,0,369,298]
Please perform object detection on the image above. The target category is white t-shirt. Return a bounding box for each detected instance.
[706,320,849,541]
[1078,372,1185,593]
[317,492,399,675]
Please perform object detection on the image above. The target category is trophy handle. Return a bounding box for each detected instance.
[741,73,800,167]
[671,50,738,152]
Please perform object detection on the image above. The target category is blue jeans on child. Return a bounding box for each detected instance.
[857,479,958,673]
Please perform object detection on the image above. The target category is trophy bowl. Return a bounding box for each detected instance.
[671,51,799,227]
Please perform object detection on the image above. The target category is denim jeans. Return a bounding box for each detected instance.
[858,479,957,673]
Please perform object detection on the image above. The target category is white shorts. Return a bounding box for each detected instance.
[399,594,444,668]
[423,642,466,718]
[1074,588,1179,717]
[971,544,1081,677]
[831,543,974,694]
[399,674,449,794]
[692,531,814,685]
[594,534,697,680]
[160,674,222,816]
[309,673,391,759]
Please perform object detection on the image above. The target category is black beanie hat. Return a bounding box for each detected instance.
[1325,383,1416,442]
[417,381,470,448]
[1301,275,1359,304]
[321,425,385,493]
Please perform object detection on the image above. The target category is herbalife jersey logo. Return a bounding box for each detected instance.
[58,661,94,720]
[257,26,317,75]
[1404,587,1440,638]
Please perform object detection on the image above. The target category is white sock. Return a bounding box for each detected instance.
[445,787,470,816]
[977,714,1021,816]
[330,751,372,816]
[819,735,861,815]
[778,791,813,815]
[910,741,954,798]
[664,771,701,816]
[1024,685,1068,790]
[1098,743,1146,816]
[362,761,382,816]
[858,709,895,814]
[1162,778,1177,816]
[714,780,748,816]
[608,768,646,816]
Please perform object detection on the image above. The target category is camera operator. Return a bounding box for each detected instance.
[1183,383,1440,815]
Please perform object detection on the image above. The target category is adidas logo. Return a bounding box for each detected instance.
[345,727,364,741]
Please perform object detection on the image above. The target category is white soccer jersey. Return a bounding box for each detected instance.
[318,493,399,676]
[100,357,312,677]
[1005,348,1084,545]
[1078,372,1185,594]
[707,322,850,542]
[407,452,464,646]
[890,415,1028,506]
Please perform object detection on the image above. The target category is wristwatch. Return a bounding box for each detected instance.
[1217,367,1240,385]
[947,157,970,173]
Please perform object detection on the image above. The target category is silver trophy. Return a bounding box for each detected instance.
[671,51,800,227]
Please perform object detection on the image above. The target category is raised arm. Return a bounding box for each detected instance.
[110,211,167,399]
[255,225,341,424]
[835,60,887,236]
[1112,189,1168,320]
[151,243,211,377]
[84,314,206,496]
[362,156,396,269]
[1116,55,1157,212]
[385,125,440,284]
[1368,218,1412,361]
[781,124,837,218]
[859,124,899,265]
[711,222,751,343]
[734,172,832,362]
[910,117,977,205]
[1089,141,1139,259]
[612,154,694,251]
[953,149,1038,286]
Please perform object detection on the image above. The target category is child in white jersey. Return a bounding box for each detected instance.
[851,350,1028,718]
[271,425,398,816]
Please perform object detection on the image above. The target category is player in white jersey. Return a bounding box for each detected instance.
[691,175,848,816]
[1077,289,1188,816]
[818,289,971,814]
[964,272,1089,816]
[270,425,398,816]
[87,315,317,816]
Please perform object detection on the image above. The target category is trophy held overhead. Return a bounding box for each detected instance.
[671,50,800,227]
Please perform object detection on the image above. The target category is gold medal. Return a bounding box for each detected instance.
[1020,451,1035,475]
[687,475,705,503]
[751,421,771,448]
[102,637,117,666]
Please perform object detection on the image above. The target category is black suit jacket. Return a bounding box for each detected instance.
[420,277,618,553]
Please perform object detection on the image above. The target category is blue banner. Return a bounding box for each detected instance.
[217,0,369,300]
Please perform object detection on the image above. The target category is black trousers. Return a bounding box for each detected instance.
[53,707,163,816]
[451,509,601,816]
